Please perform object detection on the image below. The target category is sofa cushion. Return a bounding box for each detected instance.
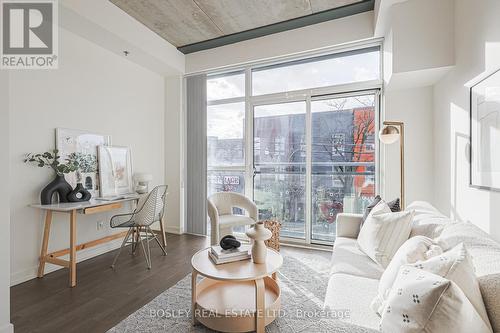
[406,201,450,238]
[331,237,384,280]
[358,201,414,267]
[361,195,401,226]
[324,273,380,330]
[436,222,500,332]
[380,266,492,333]
[371,235,443,315]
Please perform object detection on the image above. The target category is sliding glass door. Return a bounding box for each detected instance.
[252,92,377,244]
[310,94,376,243]
[253,101,307,239]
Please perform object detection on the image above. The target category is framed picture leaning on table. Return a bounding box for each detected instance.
[97,146,134,197]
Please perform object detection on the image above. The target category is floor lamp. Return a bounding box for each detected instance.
[379,121,405,208]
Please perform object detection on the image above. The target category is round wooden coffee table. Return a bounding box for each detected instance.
[191,247,283,333]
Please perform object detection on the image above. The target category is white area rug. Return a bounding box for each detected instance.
[108,249,376,333]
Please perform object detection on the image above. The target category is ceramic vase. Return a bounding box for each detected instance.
[67,183,92,202]
[40,174,73,204]
[246,222,272,264]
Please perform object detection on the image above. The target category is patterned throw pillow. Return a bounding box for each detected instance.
[380,266,492,333]
[358,201,414,268]
[361,195,401,226]
[371,235,443,315]
[403,242,492,330]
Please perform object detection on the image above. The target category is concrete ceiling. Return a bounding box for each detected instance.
[109,0,371,53]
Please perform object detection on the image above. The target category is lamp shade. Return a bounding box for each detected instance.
[379,125,400,144]
[134,173,153,183]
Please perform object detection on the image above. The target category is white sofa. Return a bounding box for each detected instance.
[324,201,500,332]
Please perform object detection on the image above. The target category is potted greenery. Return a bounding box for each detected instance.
[25,149,79,204]
[66,152,95,201]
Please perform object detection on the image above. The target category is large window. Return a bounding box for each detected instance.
[206,45,381,245]
[252,47,380,96]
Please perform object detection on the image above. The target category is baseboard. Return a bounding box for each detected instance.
[0,323,14,333]
[165,225,182,234]
[10,238,123,286]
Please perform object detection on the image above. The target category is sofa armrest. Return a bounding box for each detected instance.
[336,213,363,239]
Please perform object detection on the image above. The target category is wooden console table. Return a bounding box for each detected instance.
[31,197,167,287]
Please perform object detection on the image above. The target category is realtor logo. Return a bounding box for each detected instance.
[1,0,58,69]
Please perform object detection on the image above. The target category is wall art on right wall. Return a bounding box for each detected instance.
[470,68,500,191]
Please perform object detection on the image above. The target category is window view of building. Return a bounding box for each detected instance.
[206,47,380,244]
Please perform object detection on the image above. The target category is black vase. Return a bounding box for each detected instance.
[40,174,73,205]
[67,183,92,202]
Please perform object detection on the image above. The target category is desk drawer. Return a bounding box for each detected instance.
[83,202,123,214]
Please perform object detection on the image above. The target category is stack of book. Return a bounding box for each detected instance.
[208,244,251,265]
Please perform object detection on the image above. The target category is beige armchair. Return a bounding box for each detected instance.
[207,192,258,245]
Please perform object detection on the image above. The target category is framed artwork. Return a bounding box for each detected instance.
[97,146,134,197]
[470,68,500,191]
[55,128,111,197]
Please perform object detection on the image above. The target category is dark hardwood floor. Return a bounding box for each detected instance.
[11,233,210,333]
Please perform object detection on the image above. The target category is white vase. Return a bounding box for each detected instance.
[246,222,272,264]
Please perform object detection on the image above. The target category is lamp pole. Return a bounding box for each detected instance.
[381,121,405,209]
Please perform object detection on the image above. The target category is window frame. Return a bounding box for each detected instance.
[204,40,383,246]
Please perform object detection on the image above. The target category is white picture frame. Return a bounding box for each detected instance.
[470,68,500,191]
[55,128,111,197]
[97,146,134,197]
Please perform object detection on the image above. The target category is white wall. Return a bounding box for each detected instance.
[383,86,434,205]
[186,11,374,73]
[9,27,165,285]
[0,72,13,333]
[60,0,184,76]
[390,0,454,74]
[433,0,500,241]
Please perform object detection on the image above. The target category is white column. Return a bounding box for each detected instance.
[164,75,184,234]
[0,71,14,333]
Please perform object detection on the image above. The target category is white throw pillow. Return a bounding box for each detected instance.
[371,235,443,315]
[358,201,414,268]
[380,266,492,333]
[405,242,492,330]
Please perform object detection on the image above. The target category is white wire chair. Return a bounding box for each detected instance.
[110,185,168,269]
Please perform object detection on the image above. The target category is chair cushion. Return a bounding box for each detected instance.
[331,237,384,280]
[324,273,380,330]
[218,215,255,227]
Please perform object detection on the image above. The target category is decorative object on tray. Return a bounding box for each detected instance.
[66,183,91,202]
[470,68,500,191]
[133,173,152,194]
[97,146,134,197]
[263,220,281,252]
[209,243,251,264]
[24,149,79,204]
[219,234,241,250]
[56,128,111,197]
[246,221,272,264]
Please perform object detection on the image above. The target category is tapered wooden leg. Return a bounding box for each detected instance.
[37,210,53,278]
[191,270,198,325]
[159,217,167,248]
[255,278,265,333]
[69,210,77,287]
